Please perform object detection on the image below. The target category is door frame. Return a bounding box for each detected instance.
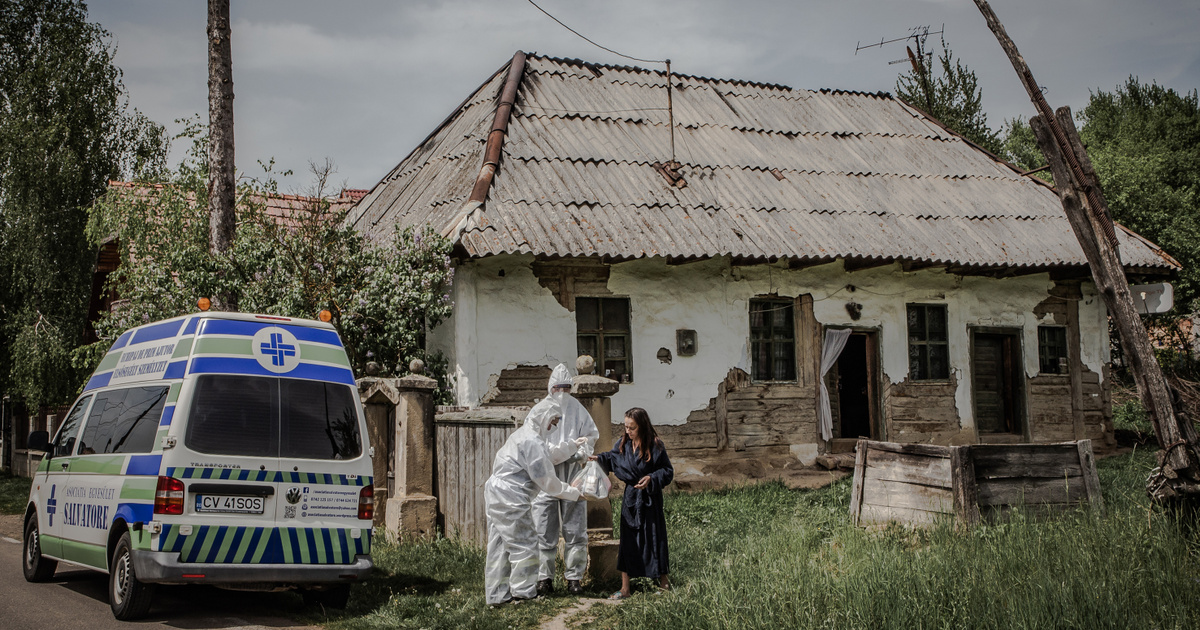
[823,325,883,445]
[968,326,1028,442]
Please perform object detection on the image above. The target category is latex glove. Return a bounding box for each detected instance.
[560,486,582,502]
[572,437,588,447]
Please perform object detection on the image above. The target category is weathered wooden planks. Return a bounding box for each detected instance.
[435,412,521,547]
[852,439,1103,528]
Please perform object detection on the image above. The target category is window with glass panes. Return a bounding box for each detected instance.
[750,298,795,381]
[1038,326,1069,374]
[576,297,633,382]
[907,304,949,380]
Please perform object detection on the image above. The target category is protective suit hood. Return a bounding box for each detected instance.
[524,398,562,440]
[547,363,574,395]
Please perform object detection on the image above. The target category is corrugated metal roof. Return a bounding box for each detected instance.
[346,53,1177,273]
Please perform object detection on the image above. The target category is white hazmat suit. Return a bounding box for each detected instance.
[484,399,583,605]
[532,364,599,585]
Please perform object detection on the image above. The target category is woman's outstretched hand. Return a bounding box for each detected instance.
[587,455,598,461]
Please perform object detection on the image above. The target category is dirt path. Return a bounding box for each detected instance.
[541,598,619,630]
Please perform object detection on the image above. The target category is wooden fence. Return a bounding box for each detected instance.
[850,439,1103,527]
[434,407,525,546]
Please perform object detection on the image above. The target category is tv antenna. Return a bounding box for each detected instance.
[856,25,944,113]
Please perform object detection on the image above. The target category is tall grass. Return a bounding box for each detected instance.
[326,450,1198,629]
[584,448,1200,630]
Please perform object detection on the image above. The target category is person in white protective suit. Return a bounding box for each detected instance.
[484,398,587,606]
[532,363,599,594]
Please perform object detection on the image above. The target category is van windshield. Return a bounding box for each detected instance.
[185,375,362,459]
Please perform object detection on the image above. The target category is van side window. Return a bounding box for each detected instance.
[78,387,169,455]
[52,395,93,457]
[186,375,278,457]
[110,387,169,454]
[281,380,362,460]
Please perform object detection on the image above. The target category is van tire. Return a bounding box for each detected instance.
[302,584,352,610]
[22,516,57,582]
[109,532,155,620]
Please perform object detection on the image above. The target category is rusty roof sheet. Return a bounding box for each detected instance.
[346,53,1177,272]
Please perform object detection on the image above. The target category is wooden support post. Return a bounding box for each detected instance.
[974,0,1200,498]
[1066,298,1086,441]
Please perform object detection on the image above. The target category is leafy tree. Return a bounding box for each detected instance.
[896,36,1004,156]
[84,130,455,394]
[1079,78,1200,314]
[0,0,166,408]
[999,117,1051,182]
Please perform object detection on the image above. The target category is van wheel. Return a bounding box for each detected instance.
[109,532,155,620]
[22,516,57,582]
[302,584,352,610]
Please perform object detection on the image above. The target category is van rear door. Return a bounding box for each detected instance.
[274,378,371,564]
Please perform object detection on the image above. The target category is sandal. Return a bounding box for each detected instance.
[608,591,629,600]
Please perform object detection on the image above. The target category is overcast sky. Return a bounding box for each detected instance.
[87,0,1200,193]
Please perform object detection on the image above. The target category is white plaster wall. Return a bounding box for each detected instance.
[429,255,1110,433]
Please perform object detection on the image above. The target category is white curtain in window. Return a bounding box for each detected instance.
[817,328,853,442]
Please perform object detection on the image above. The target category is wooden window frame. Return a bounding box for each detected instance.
[576,297,633,383]
[906,303,950,381]
[1037,325,1069,375]
[750,297,797,382]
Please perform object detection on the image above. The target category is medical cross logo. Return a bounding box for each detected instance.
[261,333,296,366]
[47,485,57,527]
[251,327,301,373]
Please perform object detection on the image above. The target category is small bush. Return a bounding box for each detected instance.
[0,471,32,515]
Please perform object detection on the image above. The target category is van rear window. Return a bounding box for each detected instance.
[186,375,361,459]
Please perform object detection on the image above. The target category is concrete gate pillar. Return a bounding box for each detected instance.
[571,355,621,584]
[361,361,439,541]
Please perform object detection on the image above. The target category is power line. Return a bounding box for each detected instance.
[525,0,666,65]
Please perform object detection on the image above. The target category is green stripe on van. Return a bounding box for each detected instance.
[58,538,108,570]
[161,526,180,552]
[132,528,152,551]
[171,337,193,359]
[69,455,126,474]
[167,382,182,403]
[296,343,351,367]
[120,477,156,501]
[250,531,270,563]
[231,528,256,563]
[96,351,123,372]
[195,526,220,561]
[192,337,253,356]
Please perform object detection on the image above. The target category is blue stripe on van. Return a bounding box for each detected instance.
[110,329,134,351]
[159,406,175,427]
[182,317,199,335]
[83,371,112,392]
[163,359,187,379]
[199,319,343,347]
[188,356,356,385]
[126,454,162,476]
[131,319,185,345]
[115,502,154,525]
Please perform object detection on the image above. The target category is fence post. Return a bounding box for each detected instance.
[388,361,439,541]
[358,377,398,528]
[571,355,621,584]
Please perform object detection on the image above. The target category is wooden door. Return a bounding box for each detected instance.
[973,333,1019,434]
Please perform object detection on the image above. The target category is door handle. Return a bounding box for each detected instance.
[60,461,69,470]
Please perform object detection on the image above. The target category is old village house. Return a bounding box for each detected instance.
[346,52,1178,483]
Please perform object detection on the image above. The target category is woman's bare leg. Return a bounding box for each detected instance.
[659,573,670,590]
[621,572,632,597]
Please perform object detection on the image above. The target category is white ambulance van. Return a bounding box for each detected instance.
[22,311,374,620]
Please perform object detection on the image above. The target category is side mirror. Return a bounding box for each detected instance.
[27,430,49,453]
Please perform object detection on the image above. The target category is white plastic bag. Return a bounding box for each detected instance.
[569,460,612,500]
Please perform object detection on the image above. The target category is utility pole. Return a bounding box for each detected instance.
[207,0,236,310]
[973,0,1200,500]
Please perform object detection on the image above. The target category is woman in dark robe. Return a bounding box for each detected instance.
[592,407,673,599]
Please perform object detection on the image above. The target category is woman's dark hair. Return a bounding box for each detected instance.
[620,407,659,462]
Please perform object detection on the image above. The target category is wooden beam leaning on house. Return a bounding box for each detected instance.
[973,0,1200,500]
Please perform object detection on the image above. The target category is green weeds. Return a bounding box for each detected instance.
[0,471,32,515]
[327,451,1199,630]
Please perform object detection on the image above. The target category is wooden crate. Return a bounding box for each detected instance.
[850,439,1103,527]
